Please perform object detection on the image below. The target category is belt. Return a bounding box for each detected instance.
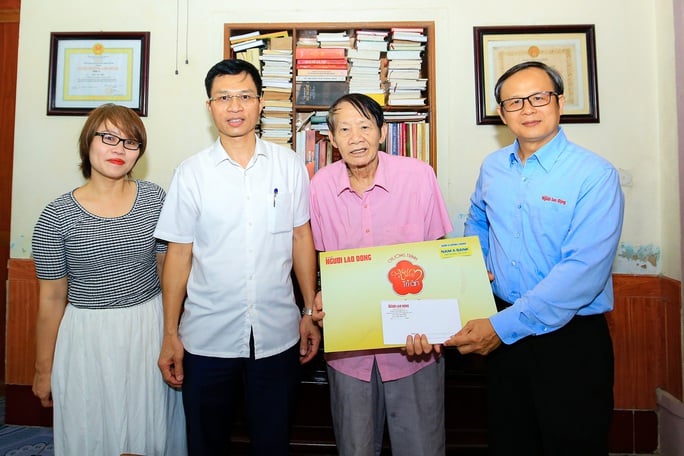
[493,295,604,325]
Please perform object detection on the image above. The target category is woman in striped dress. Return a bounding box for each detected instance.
[31,104,186,456]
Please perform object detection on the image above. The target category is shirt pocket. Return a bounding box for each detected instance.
[268,190,293,234]
[381,223,424,244]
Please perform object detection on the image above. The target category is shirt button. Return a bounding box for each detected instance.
[511,261,517,267]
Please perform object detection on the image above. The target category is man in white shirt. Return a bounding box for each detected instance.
[154,58,320,455]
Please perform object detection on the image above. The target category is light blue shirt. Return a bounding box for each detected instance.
[464,128,624,344]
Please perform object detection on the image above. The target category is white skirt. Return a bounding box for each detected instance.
[52,294,187,456]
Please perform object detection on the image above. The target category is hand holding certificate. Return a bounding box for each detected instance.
[319,236,496,353]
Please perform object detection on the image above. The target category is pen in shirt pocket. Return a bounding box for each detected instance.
[273,188,278,207]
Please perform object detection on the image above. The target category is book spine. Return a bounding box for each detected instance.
[317,138,327,171]
[305,129,316,163]
[295,75,348,82]
[295,47,346,59]
[296,59,348,65]
[231,30,289,44]
[296,64,349,70]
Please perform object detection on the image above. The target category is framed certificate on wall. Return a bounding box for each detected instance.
[47,31,150,116]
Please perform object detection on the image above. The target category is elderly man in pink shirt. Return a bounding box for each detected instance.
[309,93,453,456]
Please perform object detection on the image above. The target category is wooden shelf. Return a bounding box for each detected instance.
[223,22,437,172]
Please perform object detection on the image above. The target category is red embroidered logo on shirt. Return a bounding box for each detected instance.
[388,260,424,295]
[541,195,566,205]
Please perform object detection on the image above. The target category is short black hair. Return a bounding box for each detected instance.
[494,61,564,104]
[204,59,262,98]
[327,93,385,132]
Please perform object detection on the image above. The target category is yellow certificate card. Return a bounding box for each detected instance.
[319,236,496,353]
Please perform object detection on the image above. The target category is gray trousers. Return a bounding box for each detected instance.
[327,357,446,456]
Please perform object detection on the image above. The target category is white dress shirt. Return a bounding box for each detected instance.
[155,136,310,359]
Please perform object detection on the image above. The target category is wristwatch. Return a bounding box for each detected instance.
[301,307,314,317]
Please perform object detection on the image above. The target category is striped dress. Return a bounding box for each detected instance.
[32,180,187,456]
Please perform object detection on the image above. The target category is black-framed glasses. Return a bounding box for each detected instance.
[208,94,261,105]
[94,132,142,151]
[499,91,558,112]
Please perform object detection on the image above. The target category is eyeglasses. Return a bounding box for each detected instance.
[208,94,261,105]
[94,132,142,151]
[499,91,558,112]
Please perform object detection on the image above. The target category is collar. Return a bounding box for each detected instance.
[208,134,267,167]
[332,151,391,196]
[509,127,566,172]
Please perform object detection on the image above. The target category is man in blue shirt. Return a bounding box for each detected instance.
[446,61,624,455]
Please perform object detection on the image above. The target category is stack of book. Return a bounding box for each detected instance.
[355,29,389,52]
[231,32,291,143]
[230,31,266,53]
[295,46,348,82]
[229,30,289,53]
[295,29,319,48]
[389,27,428,49]
[295,111,329,133]
[308,111,330,133]
[295,112,338,178]
[251,34,293,146]
[383,111,428,122]
[316,31,354,49]
[295,47,348,82]
[386,27,427,106]
[295,47,348,106]
[348,30,388,104]
[261,48,294,89]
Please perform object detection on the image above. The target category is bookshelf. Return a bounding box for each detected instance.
[223,22,437,172]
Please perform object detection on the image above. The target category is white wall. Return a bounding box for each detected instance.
[10,0,680,280]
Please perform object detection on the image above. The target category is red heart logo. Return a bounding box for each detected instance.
[388,260,424,295]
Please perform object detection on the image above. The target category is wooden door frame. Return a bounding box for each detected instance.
[0,0,20,389]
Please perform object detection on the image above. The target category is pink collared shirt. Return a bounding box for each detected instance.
[310,151,453,381]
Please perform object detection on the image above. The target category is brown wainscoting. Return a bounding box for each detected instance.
[605,274,682,454]
[5,261,681,455]
[608,274,683,409]
[6,259,39,386]
[5,259,44,425]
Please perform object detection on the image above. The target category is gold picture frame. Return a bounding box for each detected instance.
[47,32,150,116]
[474,25,599,125]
